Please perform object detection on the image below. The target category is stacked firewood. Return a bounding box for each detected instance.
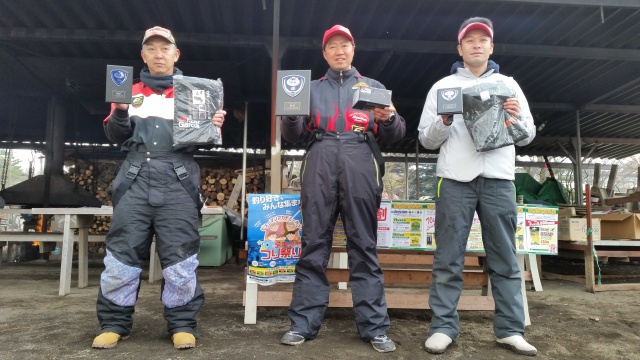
[67,161,265,234]
[200,167,265,215]
[68,162,118,207]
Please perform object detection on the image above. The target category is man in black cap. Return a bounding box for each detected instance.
[93,26,226,350]
[280,24,405,353]
[418,17,537,356]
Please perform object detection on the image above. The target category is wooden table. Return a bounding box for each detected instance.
[31,207,114,296]
[545,239,640,292]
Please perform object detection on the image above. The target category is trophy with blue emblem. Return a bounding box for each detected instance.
[276,70,311,116]
[105,65,133,103]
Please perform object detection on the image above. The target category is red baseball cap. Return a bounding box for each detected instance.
[322,25,354,47]
[142,26,176,45]
[458,22,493,44]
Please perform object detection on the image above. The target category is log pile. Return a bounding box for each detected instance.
[68,162,118,207]
[66,161,265,234]
[200,167,265,215]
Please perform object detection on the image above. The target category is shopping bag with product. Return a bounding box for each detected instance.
[461,81,529,152]
[173,75,223,146]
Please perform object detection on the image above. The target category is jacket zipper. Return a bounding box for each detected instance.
[340,71,343,85]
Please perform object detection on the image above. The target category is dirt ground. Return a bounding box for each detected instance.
[0,256,639,360]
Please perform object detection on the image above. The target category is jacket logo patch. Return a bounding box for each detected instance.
[131,95,144,108]
[441,89,459,101]
[282,75,305,97]
[352,82,368,90]
[110,69,129,86]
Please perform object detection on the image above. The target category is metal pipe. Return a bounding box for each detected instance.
[404,153,409,200]
[415,141,419,199]
[575,110,584,204]
[240,102,248,241]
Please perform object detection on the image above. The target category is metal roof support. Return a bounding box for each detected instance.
[583,143,598,159]
[240,101,248,241]
[556,141,577,164]
[269,0,281,194]
[575,110,584,205]
[415,141,420,199]
[404,153,409,200]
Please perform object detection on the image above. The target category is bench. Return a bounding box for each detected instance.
[243,248,534,325]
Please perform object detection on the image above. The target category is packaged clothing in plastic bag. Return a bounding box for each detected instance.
[461,81,529,152]
[173,75,223,146]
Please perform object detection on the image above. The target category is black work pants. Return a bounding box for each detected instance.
[288,132,390,342]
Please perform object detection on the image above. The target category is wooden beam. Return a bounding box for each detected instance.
[604,191,640,205]
[326,268,489,286]
[375,253,481,267]
[3,27,640,61]
[594,283,640,292]
[482,0,640,8]
[244,290,495,311]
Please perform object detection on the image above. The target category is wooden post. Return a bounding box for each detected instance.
[59,214,73,296]
[584,184,596,293]
[605,164,618,197]
[78,226,89,288]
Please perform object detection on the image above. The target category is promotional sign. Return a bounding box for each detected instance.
[275,70,311,116]
[525,205,559,255]
[247,198,557,286]
[247,194,302,285]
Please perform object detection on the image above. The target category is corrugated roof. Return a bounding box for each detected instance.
[0,0,639,159]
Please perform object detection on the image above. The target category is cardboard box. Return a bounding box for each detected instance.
[590,213,640,239]
[558,218,601,241]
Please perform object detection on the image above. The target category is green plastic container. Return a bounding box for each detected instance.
[197,214,231,267]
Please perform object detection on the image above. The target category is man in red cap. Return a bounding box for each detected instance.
[93,26,226,350]
[280,24,405,353]
[418,17,537,356]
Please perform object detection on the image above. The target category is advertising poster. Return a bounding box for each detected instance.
[247,194,302,285]
[525,205,559,255]
[376,201,392,247]
[390,201,429,249]
[423,202,436,249]
[516,205,528,252]
[466,212,484,251]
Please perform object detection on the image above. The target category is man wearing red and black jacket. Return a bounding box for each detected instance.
[93,26,225,350]
[279,25,405,353]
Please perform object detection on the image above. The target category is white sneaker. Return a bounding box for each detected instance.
[424,333,453,354]
[496,335,537,356]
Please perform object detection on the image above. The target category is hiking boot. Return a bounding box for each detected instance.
[172,332,196,349]
[371,335,396,353]
[424,333,453,354]
[92,332,128,349]
[281,331,306,345]
[496,335,537,356]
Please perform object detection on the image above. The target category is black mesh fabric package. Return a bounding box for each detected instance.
[461,81,529,152]
[173,75,223,146]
